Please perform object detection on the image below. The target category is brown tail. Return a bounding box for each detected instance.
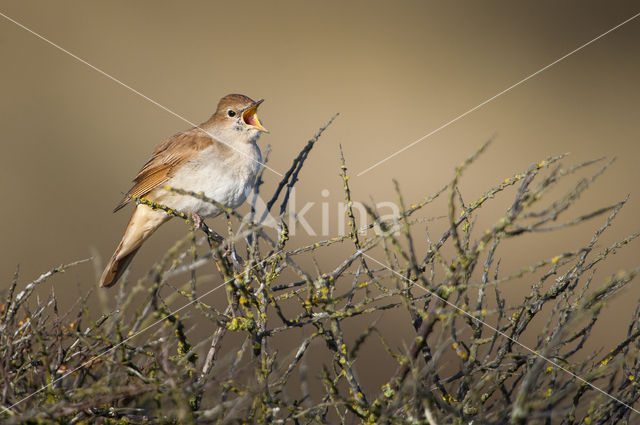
[100,205,170,287]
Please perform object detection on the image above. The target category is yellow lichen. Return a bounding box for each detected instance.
[442,393,457,404]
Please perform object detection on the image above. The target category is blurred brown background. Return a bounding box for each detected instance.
[1,0,639,389]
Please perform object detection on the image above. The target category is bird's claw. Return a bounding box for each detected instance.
[191,212,223,248]
[190,213,243,272]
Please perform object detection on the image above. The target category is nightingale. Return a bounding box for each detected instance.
[99,94,267,288]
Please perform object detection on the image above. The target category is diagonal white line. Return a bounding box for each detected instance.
[362,252,640,415]
[356,10,640,177]
[0,250,282,416]
[0,11,283,177]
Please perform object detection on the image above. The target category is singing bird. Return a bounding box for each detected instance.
[99,94,267,288]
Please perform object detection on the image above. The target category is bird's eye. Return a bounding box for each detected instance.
[227,110,236,117]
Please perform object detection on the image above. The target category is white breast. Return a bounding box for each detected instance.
[155,141,261,218]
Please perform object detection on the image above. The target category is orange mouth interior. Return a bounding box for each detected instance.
[243,111,259,127]
[242,103,268,132]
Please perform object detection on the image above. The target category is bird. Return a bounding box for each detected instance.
[99,94,267,288]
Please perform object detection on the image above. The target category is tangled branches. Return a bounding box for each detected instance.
[1,122,639,424]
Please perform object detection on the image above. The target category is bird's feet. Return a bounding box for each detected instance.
[190,212,243,272]
[191,212,223,247]
[191,212,207,232]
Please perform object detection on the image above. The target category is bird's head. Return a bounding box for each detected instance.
[210,94,268,142]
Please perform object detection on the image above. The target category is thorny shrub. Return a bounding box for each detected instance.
[1,118,639,424]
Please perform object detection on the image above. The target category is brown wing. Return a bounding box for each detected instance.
[113,128,214,212]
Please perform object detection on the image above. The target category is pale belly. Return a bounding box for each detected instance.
[150,144,261,218]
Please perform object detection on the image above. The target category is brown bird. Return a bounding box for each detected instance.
[99,94,267,288]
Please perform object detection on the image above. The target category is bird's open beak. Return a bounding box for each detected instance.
[242,99,269,133]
